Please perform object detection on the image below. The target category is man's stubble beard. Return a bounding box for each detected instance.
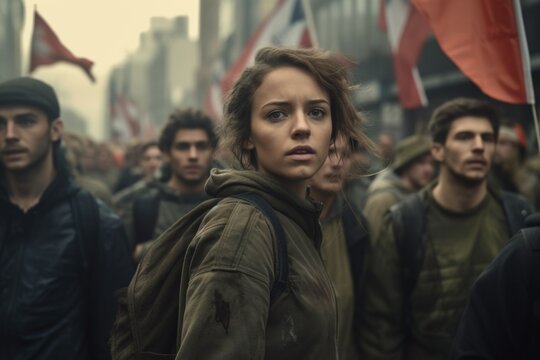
[446,163,488,188]
[175,167,211,189]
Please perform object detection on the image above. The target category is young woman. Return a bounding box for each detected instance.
[177,47,370,359]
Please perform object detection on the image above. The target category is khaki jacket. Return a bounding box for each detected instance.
[177,169,338,359]
[363,170,415,243]
[359,184,512,360]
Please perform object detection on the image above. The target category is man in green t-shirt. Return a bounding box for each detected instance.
[359,98,530,360]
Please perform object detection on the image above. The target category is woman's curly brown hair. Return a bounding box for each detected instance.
[220,46,374,169]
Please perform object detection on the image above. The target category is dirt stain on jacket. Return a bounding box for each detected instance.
[213,290,230,334]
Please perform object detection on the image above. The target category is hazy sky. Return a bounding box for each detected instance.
[22,0,200,140]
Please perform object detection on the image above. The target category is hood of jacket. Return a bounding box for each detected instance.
[205,168,323,242]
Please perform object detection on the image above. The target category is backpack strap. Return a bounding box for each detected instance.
[69,189,100,352]
[133,190,160,245]
[70,189,100,286]
[233,192,288,304]
[341,202,369,292]
[389,193,428,334]
[501,191,531,236]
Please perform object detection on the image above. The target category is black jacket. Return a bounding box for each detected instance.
[449,214,540,360]
[0,151,134,360]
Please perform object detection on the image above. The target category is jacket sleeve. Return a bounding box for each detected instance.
[448,235,531,360]
[91,203,135,360]
[363,192,398,245]
[177,202,275,360]
[359,213,405,360]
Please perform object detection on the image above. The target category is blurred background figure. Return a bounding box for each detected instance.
[63,131,113,206]
[369,132,396,173]
[343,140,372,211]
[491,123,540,210]
[378,132,396,162]
[138,140,163,181]
[113,109,217,262]
[310,136,370,360]
[363,134,434,242]
[114,141,145,193]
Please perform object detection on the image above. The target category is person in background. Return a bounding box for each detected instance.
[138,140,163,182]
[343,140,372,211]
[359,98,530,360]
[113,141,145,193]
[310,136,371,360]
[114,109,216,261]
[63,131,113,206]
[491,123,540,210]
[368,132,396,174]
[363,134,434,242]
[0,77,133,360]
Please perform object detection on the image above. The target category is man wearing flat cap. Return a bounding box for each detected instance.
[363,134,434,242]
[0,77,133,360]
[359,98,531,360]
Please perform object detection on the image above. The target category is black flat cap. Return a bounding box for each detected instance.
[0,77,60,120]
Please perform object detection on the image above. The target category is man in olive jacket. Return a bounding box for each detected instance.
[359,98,530,360]
[0,77,133,360]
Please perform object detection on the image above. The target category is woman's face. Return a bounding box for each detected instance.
[246,66,332,196]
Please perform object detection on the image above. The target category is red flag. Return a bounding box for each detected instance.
[110,95,140,144]
[30,10,96,82]
[412,0,535,104]
[220,0,312,95]
[380,0,431,109]
[205,0,312,119]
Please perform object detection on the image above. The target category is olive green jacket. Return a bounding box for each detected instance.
[177,169,338,359]
[363,170,415,243]
[359,184,513,360]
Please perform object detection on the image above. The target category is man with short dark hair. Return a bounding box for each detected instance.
[359,98,530,360]
[114,109,218,262]
[0,77,133,360]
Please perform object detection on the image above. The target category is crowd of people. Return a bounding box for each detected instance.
[1,46,540,360]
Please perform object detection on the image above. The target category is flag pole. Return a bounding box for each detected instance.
[302,0,319,48]
[531,103,540,154]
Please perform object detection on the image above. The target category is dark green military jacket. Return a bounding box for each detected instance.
[177,169,339,359]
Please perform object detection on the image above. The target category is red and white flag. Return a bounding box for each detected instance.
[205,0,313,120]
[110,95,140,144]
[29,10,96,82]
[380,0,431,109]
[412,0,534,104]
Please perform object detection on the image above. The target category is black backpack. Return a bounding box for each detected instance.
[110,192,288,360]
[132,190,160,245]
[390,190,531,336]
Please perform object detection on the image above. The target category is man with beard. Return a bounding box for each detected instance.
[128,109,217,262]
[0,77,133,360]
[359,98,530,360]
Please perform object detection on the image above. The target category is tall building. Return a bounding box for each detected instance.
[0,0,24,81]
[106,15,199,142]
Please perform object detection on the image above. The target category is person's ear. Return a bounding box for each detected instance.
[431,142,444,162]
[50,119,64,142]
